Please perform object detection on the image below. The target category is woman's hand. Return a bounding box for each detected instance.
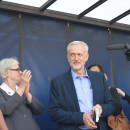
[22,70,32,103]
[116,88,125,97]
[17,70,32,97]
[23,70,32,95]
[19,70,31,89]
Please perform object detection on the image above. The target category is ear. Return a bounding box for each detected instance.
[4,70,9,78]
[85,53,89,62]
[67,54,70,62]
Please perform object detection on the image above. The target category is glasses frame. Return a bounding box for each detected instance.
[9,68,21,72]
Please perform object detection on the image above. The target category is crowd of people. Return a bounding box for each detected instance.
[0,41,129,130]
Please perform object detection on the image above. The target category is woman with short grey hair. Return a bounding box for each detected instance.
[0,57,43,130]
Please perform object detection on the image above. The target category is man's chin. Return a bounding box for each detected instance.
[72,66,82,71]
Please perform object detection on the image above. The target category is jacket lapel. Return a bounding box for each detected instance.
[87,70,97,106]
[65,70,80,111]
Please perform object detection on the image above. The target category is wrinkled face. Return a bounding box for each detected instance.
[5,64,21,82]
[89,66,100,72]
[67,44,89,72]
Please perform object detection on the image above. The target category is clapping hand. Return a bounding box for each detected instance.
[19,70,31,90]
[17,69,32,101]
[22,70,32,95]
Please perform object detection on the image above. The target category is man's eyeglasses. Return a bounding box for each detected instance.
[9,68,21,72]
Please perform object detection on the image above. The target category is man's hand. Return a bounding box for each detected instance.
[91,104,102,118]
[83,113,97,129]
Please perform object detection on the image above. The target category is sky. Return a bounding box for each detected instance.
[3,0,130,25]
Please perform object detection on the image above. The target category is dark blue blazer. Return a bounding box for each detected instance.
[49,70,115,130]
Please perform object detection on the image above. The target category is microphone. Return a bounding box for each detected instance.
[107,44,125,50]
[107,43,130,61]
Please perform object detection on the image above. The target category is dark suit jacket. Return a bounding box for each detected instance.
[0,88,43,130]
[49,70,115,130]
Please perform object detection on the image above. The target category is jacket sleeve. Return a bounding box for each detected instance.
[99,76,115,118]
[48,79,84,125]
[0,91,23,115]
[109,87,122,115]
[122,93,130,104]
[27,96,43,115]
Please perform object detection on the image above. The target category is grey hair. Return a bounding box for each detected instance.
[67,41,89,54]
[0,57,19,79]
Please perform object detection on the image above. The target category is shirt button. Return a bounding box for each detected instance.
[24,115,26,117]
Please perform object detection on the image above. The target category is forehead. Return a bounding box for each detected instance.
[11,64,19,69]
[69,44,85,53]
[90,66,100,72]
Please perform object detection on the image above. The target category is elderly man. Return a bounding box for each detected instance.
[49,41,115,130]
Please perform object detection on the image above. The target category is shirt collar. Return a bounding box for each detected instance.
[71,68,89,80]
[0,82,18,96]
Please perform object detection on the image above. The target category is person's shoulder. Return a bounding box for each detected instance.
[87,70,104,77]
[0,88,6,97]
[0,87,4,93]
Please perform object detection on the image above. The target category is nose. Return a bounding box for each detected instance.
[19,70,22,74]
[74,54,79,60]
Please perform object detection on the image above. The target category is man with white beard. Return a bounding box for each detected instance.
[49,41,115,130]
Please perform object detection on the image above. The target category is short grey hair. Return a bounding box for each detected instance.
[67,41,89,54]
[0,57,19,79]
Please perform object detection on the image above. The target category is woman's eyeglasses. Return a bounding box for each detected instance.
[9,68,21,72]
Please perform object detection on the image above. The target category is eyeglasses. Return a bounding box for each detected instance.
[9,68,21,72]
